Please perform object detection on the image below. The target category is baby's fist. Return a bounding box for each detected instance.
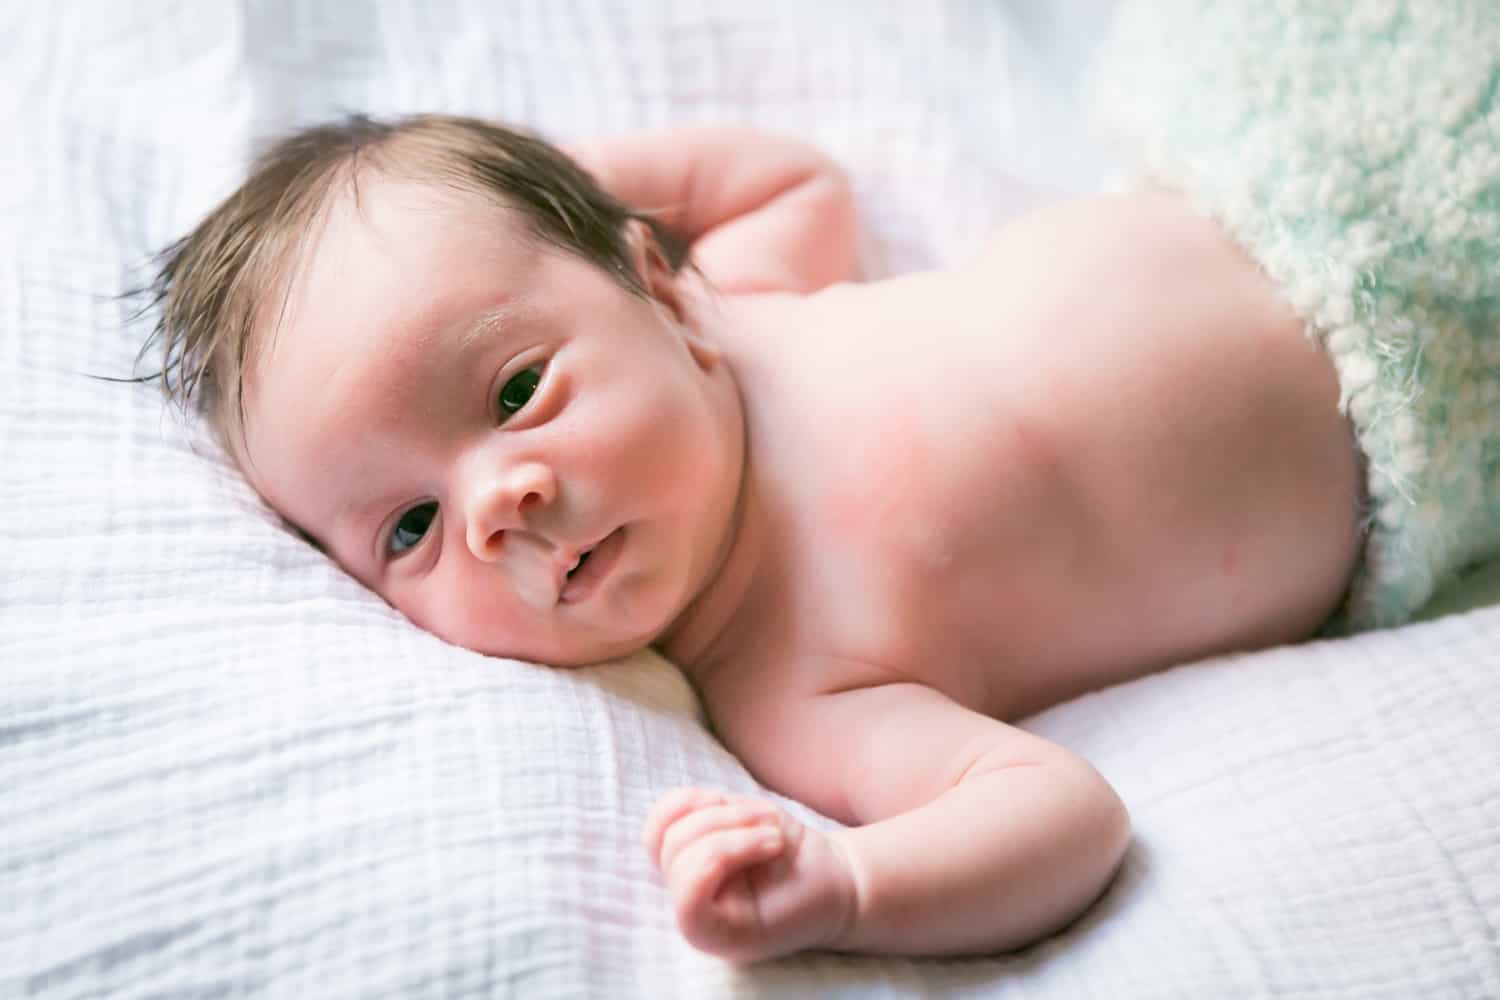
[643,788,854,963]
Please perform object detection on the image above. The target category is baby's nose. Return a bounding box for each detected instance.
[464,460,557,562]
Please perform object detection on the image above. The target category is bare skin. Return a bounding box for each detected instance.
[242,127,1364,963]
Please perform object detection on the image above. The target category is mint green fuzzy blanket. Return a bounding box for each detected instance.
[1092,0,1500,631]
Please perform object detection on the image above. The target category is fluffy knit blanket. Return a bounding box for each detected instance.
[1092,0,1500,630]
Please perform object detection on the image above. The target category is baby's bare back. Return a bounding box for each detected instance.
[705,191,1362,719]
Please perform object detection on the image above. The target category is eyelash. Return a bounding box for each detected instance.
[386,501,438,558]
[496,363,545,422]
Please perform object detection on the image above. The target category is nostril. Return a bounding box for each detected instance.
[486,528,506,553]
[518,490,543,514]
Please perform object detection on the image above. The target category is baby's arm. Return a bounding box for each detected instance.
[567,126,857,294]
[645,680,1130,960]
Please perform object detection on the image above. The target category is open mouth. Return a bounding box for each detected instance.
[559,527,624,604]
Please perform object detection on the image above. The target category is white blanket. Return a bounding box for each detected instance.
[3,2,1498,996]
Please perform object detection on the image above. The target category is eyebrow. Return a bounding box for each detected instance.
[454,300,523,355]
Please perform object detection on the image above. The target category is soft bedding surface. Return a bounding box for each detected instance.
[3,2,1498,997]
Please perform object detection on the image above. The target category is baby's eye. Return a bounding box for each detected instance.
[387,501,438,557]
[498,365,543,420]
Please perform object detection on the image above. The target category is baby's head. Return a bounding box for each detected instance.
[146,114,745,665]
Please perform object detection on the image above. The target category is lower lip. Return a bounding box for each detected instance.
[560,527,625,604]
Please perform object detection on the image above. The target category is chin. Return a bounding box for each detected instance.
[502,616,663,668]
[425,581,682,668]
[548,633,655,668]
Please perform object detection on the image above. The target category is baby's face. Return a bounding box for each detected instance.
[240,176,744,665]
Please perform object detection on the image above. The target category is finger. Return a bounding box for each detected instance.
[658,800,783,875]
[681,871,761,960]
[671,824,785,902]
[670,825,786,933]
[643,788,724,862]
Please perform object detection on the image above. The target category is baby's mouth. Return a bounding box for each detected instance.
[559,527,624,604]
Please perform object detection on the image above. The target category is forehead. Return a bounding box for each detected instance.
[258,172,531,368]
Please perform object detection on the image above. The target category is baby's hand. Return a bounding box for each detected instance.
[643,788,856,963]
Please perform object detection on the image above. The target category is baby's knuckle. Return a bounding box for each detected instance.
[695,848,732,886]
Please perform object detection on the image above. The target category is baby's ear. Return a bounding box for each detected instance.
[623,218,720,372]
[624,218,687,320]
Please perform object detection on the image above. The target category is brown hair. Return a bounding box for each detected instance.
[137,113,682,453]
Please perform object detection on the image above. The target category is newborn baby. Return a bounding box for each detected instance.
[146,115,1358,960]
[145,34,1500,953]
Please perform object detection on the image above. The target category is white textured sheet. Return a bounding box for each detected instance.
[3,2,1498,997]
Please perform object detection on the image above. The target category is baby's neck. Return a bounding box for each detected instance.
[658,458,768,683]
[654,310,769,679]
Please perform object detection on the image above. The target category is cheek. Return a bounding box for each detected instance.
[581,384,693,484]
[388,568,498,652]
